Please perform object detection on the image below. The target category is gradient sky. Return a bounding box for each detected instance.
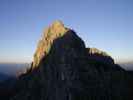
[0,0,133,63]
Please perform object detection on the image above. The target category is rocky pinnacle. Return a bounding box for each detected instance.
[32,21,68,68]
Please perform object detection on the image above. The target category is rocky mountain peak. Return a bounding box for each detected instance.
[32,21,69,68]
[11,21,133,100]
[43,20,68,37]
[51,20,65,31]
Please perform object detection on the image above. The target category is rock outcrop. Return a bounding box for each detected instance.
[87,48,115,65]
[11,21,133,100]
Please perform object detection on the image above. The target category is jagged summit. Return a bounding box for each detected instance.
[32,21,69,68]
[43,20,68,37]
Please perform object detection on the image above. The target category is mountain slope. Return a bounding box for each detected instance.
[11,21,133,100]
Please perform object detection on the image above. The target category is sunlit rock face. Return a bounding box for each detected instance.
[32,21,68,68]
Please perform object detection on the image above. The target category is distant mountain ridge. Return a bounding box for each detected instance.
[0,63,30,77]
[11,21,133,100]
[0,73,11,82]
[0,63,30,100]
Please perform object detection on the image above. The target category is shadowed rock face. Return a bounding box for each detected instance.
[11,21,133,100]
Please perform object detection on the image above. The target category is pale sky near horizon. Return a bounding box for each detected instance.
[0,0,133,63]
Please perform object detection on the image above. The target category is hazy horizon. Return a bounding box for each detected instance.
[0,0,133,64]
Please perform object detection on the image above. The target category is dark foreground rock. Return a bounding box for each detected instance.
[11,21,133,100]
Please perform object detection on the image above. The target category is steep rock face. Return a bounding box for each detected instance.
[32,21,68,68]
[11,21,133,100]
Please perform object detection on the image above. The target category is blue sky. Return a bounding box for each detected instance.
[0,0,133,63]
